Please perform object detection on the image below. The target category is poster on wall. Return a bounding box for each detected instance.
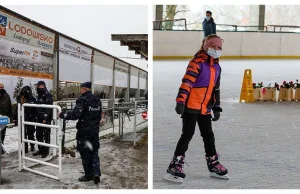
[59,36,92,63]
[59,36,92,83]
[0,38,54,79]
[0,11,55,53]
[0,38,54,102]
[114,60,128,88]
[93,51,114,86]
[130,66,139,89]
[139,70,147,90]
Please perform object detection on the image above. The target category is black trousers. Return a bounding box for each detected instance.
[77,139,101,177]
[174,113,217,157]
[1,126,6,143]
[36,120,51,154]
[24,125,35,150]
[1,126,7,154]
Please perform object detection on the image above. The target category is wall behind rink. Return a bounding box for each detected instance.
[153,31,300,59]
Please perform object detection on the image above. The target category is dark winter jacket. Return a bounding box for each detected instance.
[36,89,53,122]
[202,18,216,37]
[0,89,12,120]
[61,91,102,141]
[14,86,37,122]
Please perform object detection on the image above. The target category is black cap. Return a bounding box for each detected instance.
[80,81,91,89]
[36,81,46,86]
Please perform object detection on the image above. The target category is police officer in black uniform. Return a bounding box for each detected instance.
[59,82,102,184]
[33,81,53,158]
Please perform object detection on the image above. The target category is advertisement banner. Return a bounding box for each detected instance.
[94,51,114,69]
[139,70,147,78]
[0,38,53,79]
[115,60,129,74]
[59,36,92,63]
[0,11,55,53]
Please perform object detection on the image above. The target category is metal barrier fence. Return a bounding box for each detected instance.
[18,103,63,181]
[153,19,300,33]
[116,100,148,146]
[54,99,115,148]
[54,99,148,147]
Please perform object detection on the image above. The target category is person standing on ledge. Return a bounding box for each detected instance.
[202,10,216,38]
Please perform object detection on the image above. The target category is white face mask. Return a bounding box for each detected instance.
[206,16,210,21]
[207,48,222,59]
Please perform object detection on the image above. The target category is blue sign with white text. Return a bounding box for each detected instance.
[0,118,9,125]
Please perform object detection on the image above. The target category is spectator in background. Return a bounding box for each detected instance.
[202,11,216,38]
[14,86,37,153]
[0,82,12,154]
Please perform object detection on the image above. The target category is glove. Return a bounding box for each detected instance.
[59,111,67,119]
[175,103,185,115]
[212,107,222,122]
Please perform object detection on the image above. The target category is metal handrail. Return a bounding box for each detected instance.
[153,19,187,30]
[267,25,300,32]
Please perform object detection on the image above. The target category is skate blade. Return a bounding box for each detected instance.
[163,173,184,183]
[210,172,229,180]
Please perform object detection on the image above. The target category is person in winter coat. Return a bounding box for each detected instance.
[202,11,216,38]
[59,82,102,184]
[165,35,228,182]
[33,81,53,158]
[0,82,12,154]
[14,86,37,153]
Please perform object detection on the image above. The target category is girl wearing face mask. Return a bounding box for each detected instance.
[14,86,37,153]
[164,35,228,183]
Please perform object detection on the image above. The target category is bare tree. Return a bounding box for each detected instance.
[163,5,190,29]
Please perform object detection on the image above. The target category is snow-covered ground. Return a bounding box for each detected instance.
[153,59,300,189]
[0,136,148,189]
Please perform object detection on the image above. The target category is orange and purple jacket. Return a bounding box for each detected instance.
[176,51,221,115]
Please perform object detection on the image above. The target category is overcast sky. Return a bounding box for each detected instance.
[4,5,148,71]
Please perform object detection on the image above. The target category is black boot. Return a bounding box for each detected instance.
[25,143,28,154]
[94,175,100,184]
[41,153,48,158]
[78,175,93,182]
[33,150,42,156]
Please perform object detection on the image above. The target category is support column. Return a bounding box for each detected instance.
[259,5,265,31]
[112,60,116,101]
[125,66,130,102]
[91,50,95,94]
[154,5,163,30]
[249,5,265,31]
[136,71,141,101]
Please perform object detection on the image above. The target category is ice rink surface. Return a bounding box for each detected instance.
[153,59,300,189]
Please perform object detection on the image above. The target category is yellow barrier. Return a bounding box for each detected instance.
[240,69,254,103]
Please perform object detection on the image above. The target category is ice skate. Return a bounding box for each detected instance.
[163,155,186,183]
[206,154,229,180]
